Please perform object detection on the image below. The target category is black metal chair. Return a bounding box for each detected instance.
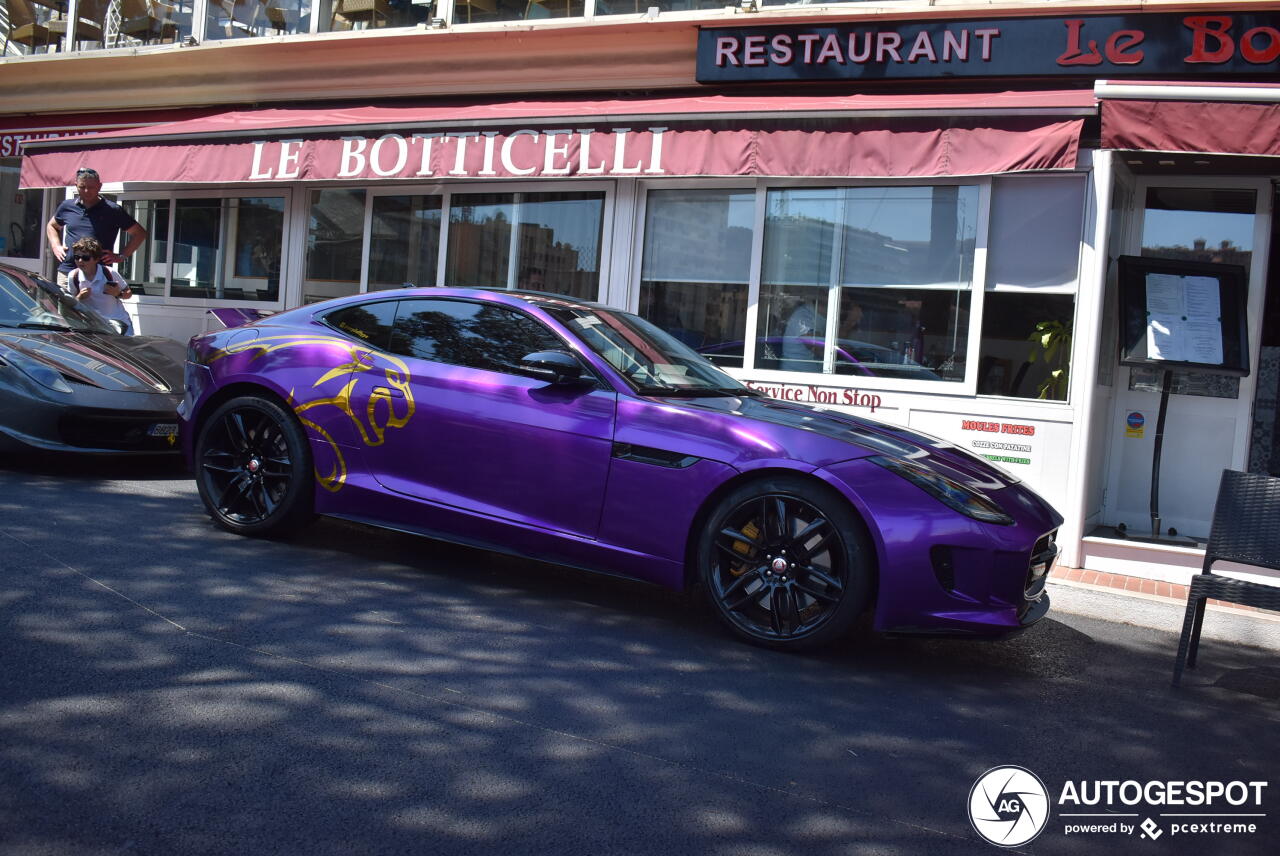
[1172,469,1280,686]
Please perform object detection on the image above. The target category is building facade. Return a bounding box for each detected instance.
[4,1,1280,586]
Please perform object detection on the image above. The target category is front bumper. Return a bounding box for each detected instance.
[819,457,1063,636]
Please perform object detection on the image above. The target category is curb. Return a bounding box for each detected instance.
[1047,579,1280,651]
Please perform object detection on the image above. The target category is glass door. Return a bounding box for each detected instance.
[1103,179,1269,539]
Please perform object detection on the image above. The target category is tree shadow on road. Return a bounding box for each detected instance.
[1,460,1277,856]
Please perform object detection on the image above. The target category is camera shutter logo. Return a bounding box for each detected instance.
[968,766,1051,847]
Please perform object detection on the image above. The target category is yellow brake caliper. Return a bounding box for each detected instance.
[729,520,761,576]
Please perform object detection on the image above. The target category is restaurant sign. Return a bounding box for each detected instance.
[698,13,1280,82]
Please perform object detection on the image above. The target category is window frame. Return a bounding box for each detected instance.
[635,176,993,397]
[363,179,616,301]
[975,173,1089,403]
[116,184,298,310]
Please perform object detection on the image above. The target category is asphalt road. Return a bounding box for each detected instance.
[1,454,1276,856]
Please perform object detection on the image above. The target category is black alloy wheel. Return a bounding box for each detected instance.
[699,476,872,650]
[195,395,314,537]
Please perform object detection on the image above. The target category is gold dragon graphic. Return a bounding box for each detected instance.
[209,334,415,492]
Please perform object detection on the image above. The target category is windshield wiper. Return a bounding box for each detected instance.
[17,321,73,331]
[634,385,752,398]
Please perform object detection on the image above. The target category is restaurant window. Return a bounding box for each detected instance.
[120,195,284,301]
[755,185,977,383]
[595,0,717,14]
[445,190,603,300]
[305,188,365,303]
[171,197,284,300]
[978,176,1084,401]
[369,194,441,291]
[638,188,752,367]
[453,0,584,25]
[208,0,314,40]
[0,160,42,260]
[120,199,168,295]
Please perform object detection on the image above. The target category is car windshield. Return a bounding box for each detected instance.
[0,270,116,334]
[545,305,755,396]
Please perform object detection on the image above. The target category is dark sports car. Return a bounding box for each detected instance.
[180,288,1061,650]
[0,263,184,454]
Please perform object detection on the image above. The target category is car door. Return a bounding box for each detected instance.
[352,296,617,540]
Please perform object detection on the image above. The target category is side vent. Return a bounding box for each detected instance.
[930,545,956,592]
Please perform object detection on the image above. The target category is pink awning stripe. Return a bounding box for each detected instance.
[1102,98,1280,158]
[20,91,1092,187]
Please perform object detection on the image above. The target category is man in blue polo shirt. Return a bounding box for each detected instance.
[45,167,148,289]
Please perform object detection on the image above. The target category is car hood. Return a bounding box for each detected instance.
[673,393,1017,489]
[0,330,185,394]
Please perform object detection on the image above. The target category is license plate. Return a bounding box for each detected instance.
[149,423,179,437]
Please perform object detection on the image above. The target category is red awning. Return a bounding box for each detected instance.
[1098,81,1280,157]
[20,90,1094,187]
[0,107,217,159]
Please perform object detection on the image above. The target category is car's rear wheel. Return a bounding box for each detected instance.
[698,476,873,650]
[195,395,314,537]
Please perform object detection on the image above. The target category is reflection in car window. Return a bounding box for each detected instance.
[388,299,563,375]
[543,304,751,396]
[322,301,398,350]
[0,269,117,334]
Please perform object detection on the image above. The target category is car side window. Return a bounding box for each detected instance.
[389,299,565,374]
[322,301,398,351]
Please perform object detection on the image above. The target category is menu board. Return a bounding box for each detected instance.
[1117,256,1250,376]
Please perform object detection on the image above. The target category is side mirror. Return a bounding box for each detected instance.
[109,319,128,335]
[520,350,585,384]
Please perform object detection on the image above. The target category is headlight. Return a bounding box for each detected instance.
[867,455,1014,525]
[0,349,73,394]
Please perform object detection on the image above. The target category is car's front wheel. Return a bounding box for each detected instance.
[698,476,873,650]
[195,394,315,537]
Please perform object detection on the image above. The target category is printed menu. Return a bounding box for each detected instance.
[1145,273,1224,365]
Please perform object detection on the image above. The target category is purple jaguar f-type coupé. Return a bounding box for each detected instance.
[180,288,1061,649]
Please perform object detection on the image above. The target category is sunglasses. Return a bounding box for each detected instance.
[73,254,97,262]
[76,167,99,178]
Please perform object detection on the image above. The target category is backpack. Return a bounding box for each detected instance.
[68,266,125,295]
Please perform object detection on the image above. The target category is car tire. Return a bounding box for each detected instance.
[698,475,873,650]
[195,394,315,538]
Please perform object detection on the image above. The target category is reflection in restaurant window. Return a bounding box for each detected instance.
[305,188,366,303]
[207,0,314,41]
[0,160,42,260]
[369,195,442,291]
[755,185,977,382]
[638,189,752,367]
[230,198,285,302]
[453,0,583,25]
[445,191,603,300]
[595,0,720,15]
[154,196,285,302]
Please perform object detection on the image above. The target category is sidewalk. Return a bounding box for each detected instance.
[1048,567,1280,650]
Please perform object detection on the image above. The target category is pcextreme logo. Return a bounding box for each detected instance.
[969,767,1270,847]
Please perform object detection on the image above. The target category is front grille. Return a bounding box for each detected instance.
[58,411,178,451]
[1023,530,1059,602]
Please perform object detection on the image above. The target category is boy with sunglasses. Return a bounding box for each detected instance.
[67,237,134,335]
